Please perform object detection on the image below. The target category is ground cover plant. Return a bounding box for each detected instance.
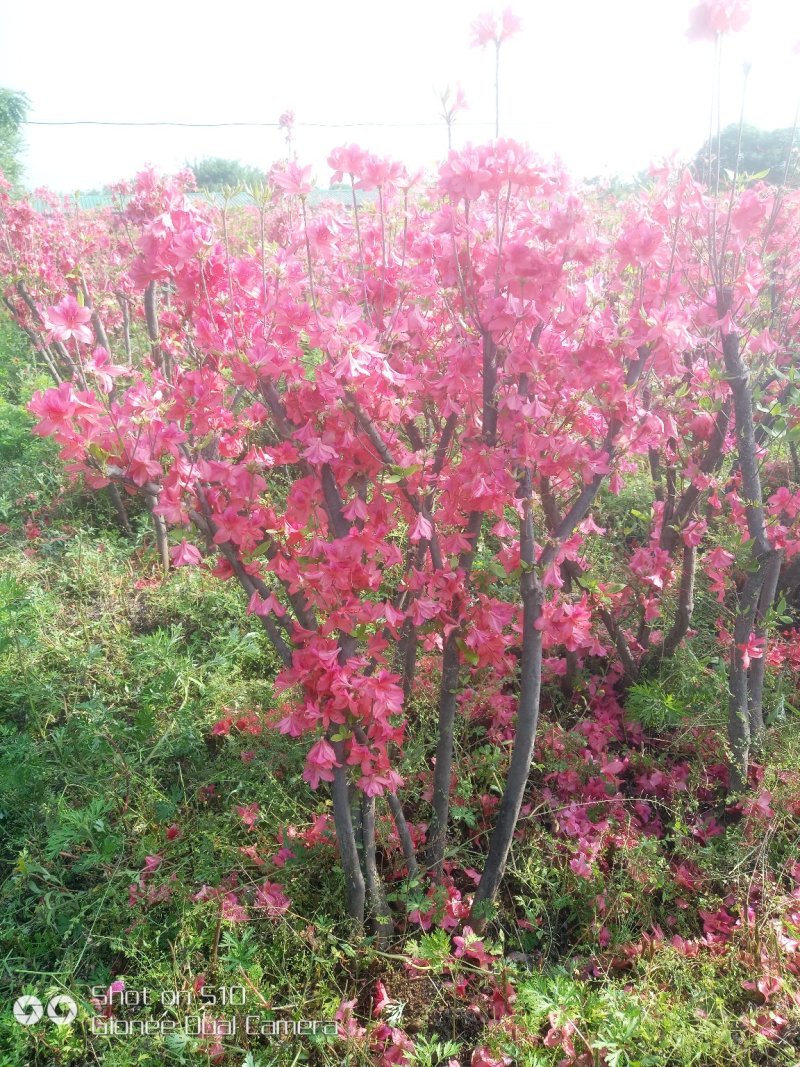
[1,2,800,1065]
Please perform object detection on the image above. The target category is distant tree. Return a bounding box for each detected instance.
[188,157,264,191]
[693,123,799,187]
[0,88,29,187]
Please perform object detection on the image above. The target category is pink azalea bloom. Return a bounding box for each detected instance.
[28,383,79,435]
[272,161,313,197]
[44,295,93,344]
[172,539,202,567]
[92,979,125,1019]
[301,437,339,464]
[271,845,296,867]
[743,789,775,820]
[409,512,433,543]
[142,854,163,876]
[236,803,260,830]
[247,590,286,617]
[731,188,767,235]
[570,853,594,879]
[471,7,522,47]
[681,518,708,547]
[254,880,291,916]
[303,738,338,790]
[688,0,750,40]
[240,844,265,866]
[221,892,249,922]
[372,979,391,1017]
[87,347,127,393]
[737,633,766,670]
[336,998,366,1040]
[471,1048,513,1067]
[126,451,163,487]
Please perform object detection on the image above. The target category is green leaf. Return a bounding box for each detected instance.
[455,637,479,666]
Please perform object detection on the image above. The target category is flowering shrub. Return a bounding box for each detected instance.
[3,122,800,937]
[2,17,800,1009]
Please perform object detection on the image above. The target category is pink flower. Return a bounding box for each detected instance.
[254,880,291,916]
[743,789,775,820]
[92,979,125,1019]
[471,7,522,47]
[570,854,594,879]
[142,854,163,877]
[409,512,433,543]
[688,0,750,40]
[172,539,202,567]
[303,738,338,790]
[28,383,78,435]
[737,633,766,670]
[731,188,767,235]
[689,412,716,441]
[247,590,286,617]
[273,161,313,197]
[681,518,708,547]
[236,803,260,830]
[471,1048,512,1067]
[240,844,265,865]
[87,347,126,392]
[301,438,339,464]
[372,980,391,1017]
[221,892,249,922]
[44,295,93,344]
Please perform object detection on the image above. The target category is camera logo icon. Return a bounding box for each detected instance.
[12,997,43,1026]
[12,994,77,1026]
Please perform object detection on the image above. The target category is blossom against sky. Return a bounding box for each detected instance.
[2,0,799,191]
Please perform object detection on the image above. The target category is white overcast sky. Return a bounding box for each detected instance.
[2,0,799,192]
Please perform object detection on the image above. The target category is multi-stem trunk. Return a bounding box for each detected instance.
[144,483,170,574]
[747,547,783,738]
[424,332,497,878]
[471,349,648,918]
[719,295,777,791]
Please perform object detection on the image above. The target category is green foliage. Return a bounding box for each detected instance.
[410,1034,462,1066]
[189,157,266,191]
[0,87,28,187]
[693,123,800,187]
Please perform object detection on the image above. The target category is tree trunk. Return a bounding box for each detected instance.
[361,794,393,946]
[424,631,462,878]
[144,484,170,574]
[728,566,764,792]
[748,547,783,737]
[331,745,365,925]
[719,297,774,791]
[472,470,543,924]
[107,483,133,537]
[424,332,498,877]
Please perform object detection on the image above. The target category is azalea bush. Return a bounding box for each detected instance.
[2,1,800,1063]
[4,114,800,931]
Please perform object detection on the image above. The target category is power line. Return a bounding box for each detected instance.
[24,119,494,129]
